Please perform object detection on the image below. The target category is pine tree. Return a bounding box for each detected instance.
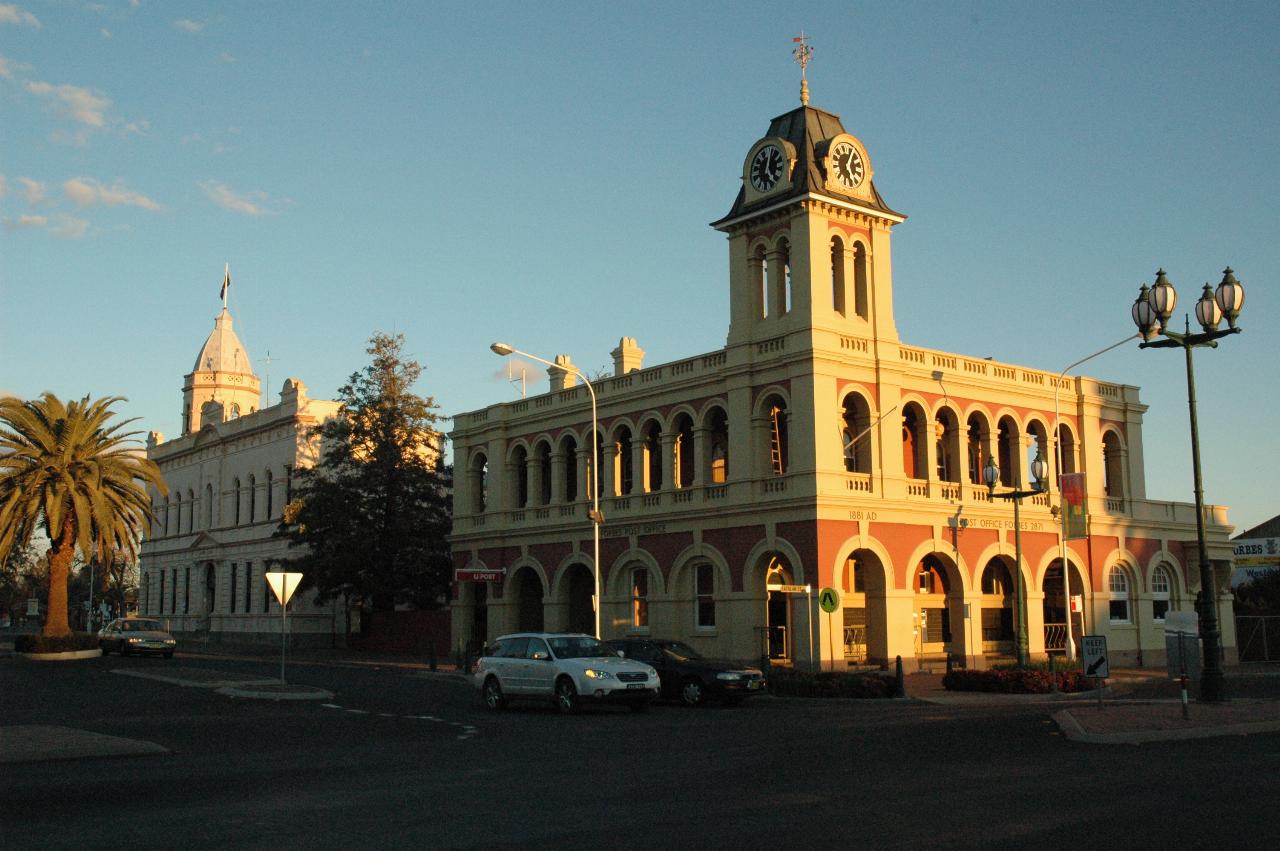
[279,333,452,633]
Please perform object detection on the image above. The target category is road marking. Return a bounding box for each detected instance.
[316,704,477,740]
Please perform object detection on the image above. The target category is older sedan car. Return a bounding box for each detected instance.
[606,638,765,706]
[99,618,177,658]
[475,632,660,714]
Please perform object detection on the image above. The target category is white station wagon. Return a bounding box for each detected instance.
[475,632,661,714]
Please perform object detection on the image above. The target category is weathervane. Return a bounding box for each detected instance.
[792,32,813,106]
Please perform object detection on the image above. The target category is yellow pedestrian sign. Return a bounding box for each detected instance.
[819,587,840,614]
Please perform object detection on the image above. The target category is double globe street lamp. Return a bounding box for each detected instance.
[983,450,1049,668]
[490,342,603,639]
[1130,267,1245,702]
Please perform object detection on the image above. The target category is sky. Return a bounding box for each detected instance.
[2,1,1277,535]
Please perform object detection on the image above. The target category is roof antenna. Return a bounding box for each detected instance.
[261,350,280,407]
[792,32,813,106]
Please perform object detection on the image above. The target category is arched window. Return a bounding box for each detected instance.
[265,469,274,519]
[753,244,769,319]
[901,405,926,480]
[1103,431,1125,498]
[642,421,663,492]
[936,409,961,483]
[831,236,846,315]
[967,414,987,485]
[778,238,792,315]
[535,441,552,505]
[472,452,489,513]
[162,496,170,536]
[247,475,256,523]
[1151,565,1172,622]
[997,418,1019,487]
[613,427,634,495]
[695,563,716,629]
[512,445,529,507]
[852,241,869,320]
[841,393,871,474]
[673,414,694,488]
[232,479,242,525]
[1108,566,1131,623]
[707,408,729,484]
[173,492,182,535]
[1057,424,1078,480]
[559,435,578,503]
[185,489,194,533]
[631,567,649,629]
[203,483,214,529]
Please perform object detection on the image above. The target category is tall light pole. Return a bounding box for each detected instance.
[984,451,1049,667]
[1051,333,1138,660]
[491,343,603,639]
[1130,267,1245,703]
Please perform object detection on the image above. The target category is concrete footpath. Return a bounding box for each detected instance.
[906,665,1280,744]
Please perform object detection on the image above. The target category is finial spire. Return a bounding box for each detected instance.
[792,32,813,106]
[220,263,231,309]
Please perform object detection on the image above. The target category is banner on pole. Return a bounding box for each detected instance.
[1060,473,1088,540]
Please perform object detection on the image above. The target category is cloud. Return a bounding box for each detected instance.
[218,52,236,63]
[101,28,111,39]
[200,180,273,216]
[3,213,47,230]
[0,4,41,28]
[63,176,161,211]
[3,213,88,238]
[174,18,204,32]
[122,118,149,136]
[0,55,13,79]
[0,174,6,198]
[26,81,111,127]
[17,177,46,204]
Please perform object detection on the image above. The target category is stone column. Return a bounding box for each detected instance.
[526,456,543,507]
[632,438,648,493]
[602,441,619,498]
[693,426,711,486]
[549,450,566,504]
[660,432,677,491]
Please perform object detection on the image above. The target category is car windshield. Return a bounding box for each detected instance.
[659,641,704,661]
[547,636,615,659]
[125,620,163,632]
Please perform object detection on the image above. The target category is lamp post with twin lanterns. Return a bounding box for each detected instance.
[983,450,1049,668]
[1130,267,1245,703]
[490,342,603,639]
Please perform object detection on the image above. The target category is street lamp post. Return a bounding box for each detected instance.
[984,451,1049,667]
[491,342,603,639]
[1130,267,1245,703]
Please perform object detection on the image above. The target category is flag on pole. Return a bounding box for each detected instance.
[219,263,231,306]
[1060,472,1088,540]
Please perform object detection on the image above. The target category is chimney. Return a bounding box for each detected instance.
[611,337,645,376]
[548,354,578,391]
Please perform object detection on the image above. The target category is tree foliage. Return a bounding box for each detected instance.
[278,333,452,617]
[1234,568,1280,615]
[0,393,164,636]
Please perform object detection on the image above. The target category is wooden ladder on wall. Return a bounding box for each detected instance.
[769,406,785,475]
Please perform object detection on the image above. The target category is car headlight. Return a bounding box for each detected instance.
[716,672,745,681]
[164,639,176,645]
[583,669,614,680]
[127,637,143,644]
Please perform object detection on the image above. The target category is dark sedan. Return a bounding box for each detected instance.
[99,617,177,658]
[606,638,765,706]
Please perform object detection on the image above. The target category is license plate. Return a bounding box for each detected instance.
[626,683,647,690]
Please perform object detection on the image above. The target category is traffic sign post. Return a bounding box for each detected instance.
[1081,634,1109,708]
[265,571,304,684]
[819,587,840,671]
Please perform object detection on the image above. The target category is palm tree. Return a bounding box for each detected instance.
[0,393,165,637]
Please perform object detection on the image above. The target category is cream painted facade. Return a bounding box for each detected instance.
[448,94,1237,672]
[139,304,344,646]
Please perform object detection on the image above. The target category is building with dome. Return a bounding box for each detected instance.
[138,279,344,645]
[447,80,1239,671]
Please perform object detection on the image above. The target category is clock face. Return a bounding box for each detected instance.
[831,142,864,189]
[750,145,785,192]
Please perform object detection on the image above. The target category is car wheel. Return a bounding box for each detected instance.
[483,676,507,711]
[554,677,579,714]
[679,677,705,707]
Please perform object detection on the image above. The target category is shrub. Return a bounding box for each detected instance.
[15,632,101,654]
[943,667,1091,694]
[767,668,893,699]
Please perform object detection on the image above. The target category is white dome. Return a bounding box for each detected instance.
[192,308,255,376]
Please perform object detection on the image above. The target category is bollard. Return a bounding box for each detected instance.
[893,655,905,698]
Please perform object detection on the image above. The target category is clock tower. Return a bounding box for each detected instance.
[712,101,905,351]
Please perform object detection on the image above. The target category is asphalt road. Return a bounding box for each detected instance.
[3,651,1279,849]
